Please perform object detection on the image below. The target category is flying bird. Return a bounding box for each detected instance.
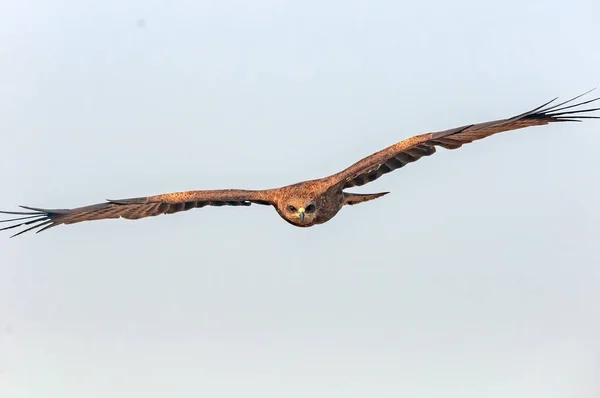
[2,90,599,238]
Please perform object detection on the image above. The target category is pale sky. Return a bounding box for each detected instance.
[1,1,600,397]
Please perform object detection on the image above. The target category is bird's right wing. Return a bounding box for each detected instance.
[0,189,275,237]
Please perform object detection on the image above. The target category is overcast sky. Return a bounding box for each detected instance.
[1,1,600,397]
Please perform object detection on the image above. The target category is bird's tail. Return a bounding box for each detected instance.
[343,192,389,206]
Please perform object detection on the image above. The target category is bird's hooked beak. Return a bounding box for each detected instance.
[298,207,305,221]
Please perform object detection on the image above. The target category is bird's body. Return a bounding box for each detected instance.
[2,89,599,237]
[273,180,347,227]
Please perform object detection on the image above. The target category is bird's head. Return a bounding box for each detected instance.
[277,194,318,227]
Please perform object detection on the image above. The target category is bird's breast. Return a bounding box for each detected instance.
[314,190,344,225]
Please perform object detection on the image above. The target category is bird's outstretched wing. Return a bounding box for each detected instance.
[0,189,274,238]
[333,89,600,188]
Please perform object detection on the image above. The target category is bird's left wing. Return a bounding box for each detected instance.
[332,90,599,188]
[1,189,275,237]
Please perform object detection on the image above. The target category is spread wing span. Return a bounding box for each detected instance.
[2,89,599,238]
[335,89,600,188]
[0,189,273,238]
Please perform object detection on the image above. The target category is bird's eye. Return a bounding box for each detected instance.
[305,204,315,213]
[288,205,296,212]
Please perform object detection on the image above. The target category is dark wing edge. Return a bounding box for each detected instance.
[0,189,275,238]
[334,88,599,188]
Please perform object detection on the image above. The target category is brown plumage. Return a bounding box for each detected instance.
[2,89,599,237]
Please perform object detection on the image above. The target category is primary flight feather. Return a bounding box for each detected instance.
[2,89,599,237]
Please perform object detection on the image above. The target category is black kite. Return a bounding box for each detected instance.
[2,90,599,237]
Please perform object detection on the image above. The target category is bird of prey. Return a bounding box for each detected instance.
[2,90,599,238]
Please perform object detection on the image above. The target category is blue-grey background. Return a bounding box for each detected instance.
[1,1,599,397]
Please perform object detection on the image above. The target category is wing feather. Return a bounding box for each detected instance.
[334,90,600,188]
[0,189,274,237]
